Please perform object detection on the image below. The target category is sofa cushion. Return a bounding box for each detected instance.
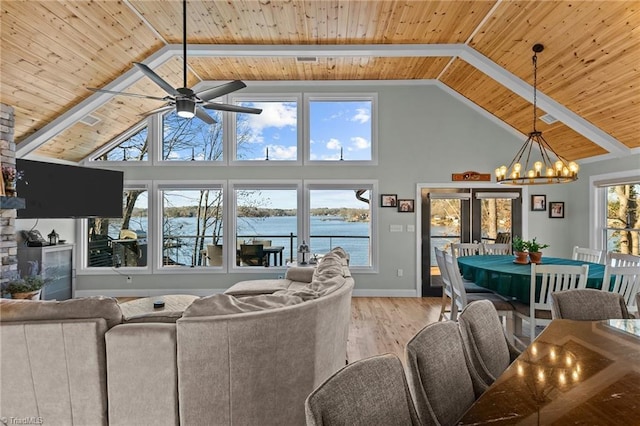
[224,279,290,296]
[183,293,304,317]
[284,266,315,283]
[0,296,123,329]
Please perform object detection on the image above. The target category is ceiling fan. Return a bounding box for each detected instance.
[88,0,261,125]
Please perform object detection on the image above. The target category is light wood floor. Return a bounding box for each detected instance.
[117,296,445,364]
[347,297,442,364]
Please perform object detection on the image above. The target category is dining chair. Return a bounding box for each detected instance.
[458,300,521,391]
[434,247,455,321]
[551,289,631,320]
[607,252,640,267]
[513,263,589,346]
[482,243,511,255]
[444,252,515,341]
[495,232,511,244]
[452,242,484,258]
[239,244,266,266]
[304,353,421,426]
[601,265,640,315]
[572,246,604,264]
[405,321,482,426]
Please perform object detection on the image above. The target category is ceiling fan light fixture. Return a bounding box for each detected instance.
[495,43,578,186]
[176,98,196,118]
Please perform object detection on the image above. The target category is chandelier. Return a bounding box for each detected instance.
[495,44,579,185]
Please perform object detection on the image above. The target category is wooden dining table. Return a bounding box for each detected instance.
[459,319,640,425]
[456,255,606,304]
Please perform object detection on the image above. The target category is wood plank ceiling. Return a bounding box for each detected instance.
[0,1,638,163]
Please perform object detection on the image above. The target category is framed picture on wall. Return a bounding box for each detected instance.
[380,194,397,207]
[531,195,546,211]
[549,201,565,218]
[397,199,414,213]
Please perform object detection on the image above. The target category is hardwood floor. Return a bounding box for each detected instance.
[347,297,442,364]
[117,295,445,364]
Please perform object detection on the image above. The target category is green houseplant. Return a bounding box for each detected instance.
[525,238,549,264]
[512,236,529,264]
[4,275,47,299]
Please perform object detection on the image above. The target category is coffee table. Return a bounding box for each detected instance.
[119,294,199,320]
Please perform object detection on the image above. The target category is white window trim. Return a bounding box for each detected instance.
[77,180,152,275]
[228,94,303,166]
[305,179,378,272]
[589,170,640,250]
[154,180,227,274]
[229,180,301,272]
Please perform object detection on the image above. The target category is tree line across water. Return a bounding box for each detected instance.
[131,206,370,221]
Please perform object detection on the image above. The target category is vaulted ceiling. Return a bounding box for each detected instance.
[1,1,638,163]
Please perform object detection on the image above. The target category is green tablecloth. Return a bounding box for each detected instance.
[457,255,606,304]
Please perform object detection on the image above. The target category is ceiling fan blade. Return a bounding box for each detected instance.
[87,87,169,102]
[202,102,262,114]
[133,62,180,97]
[195,107,216,125]
[196,80,247,102]
[140,105,175,117]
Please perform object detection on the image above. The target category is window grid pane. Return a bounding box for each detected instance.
[162,110,223,161]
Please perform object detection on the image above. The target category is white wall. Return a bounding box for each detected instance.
[20,82,638,297]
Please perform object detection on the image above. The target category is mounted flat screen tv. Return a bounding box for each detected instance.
[16,159,123,219]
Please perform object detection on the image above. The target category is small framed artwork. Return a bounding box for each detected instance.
[549,201,565,218]
[381,194,397,207]
[397,199,414,213]
[531,194,546,211]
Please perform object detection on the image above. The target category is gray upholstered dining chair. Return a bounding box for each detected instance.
[405,321,482,426]
[551,288,631,320]
[572,246,604,264]
[458,300,521,390]
[304,353,421,426]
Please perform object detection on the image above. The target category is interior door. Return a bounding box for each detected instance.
[420,187,521,296]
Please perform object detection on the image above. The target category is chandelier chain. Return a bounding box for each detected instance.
[532,53,538,132]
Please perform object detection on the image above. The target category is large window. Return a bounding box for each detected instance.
[233,98,299,162]
[307,95,376,163]
[86,184,149,269]
[232,184,299,268]
[162,110,223,161]
[603,183,639,255]
[92,122,149,162]
[158,184,224,268]
[307,183,376,268]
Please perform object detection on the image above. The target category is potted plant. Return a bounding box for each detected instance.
[525,238,549,264]
[4,275,47,300]
[512,236,529,264]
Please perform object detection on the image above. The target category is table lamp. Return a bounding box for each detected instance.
[298,240,310,265]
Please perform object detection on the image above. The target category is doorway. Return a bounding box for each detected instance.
[420,187,522,296]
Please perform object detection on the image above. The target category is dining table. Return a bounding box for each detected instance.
[456,255,606,304]
[459,319,640,425]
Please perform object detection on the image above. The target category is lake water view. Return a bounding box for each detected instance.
[120,215,371,266]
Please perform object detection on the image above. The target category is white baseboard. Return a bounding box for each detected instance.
[74,289,225,298]
[352,289,418,297]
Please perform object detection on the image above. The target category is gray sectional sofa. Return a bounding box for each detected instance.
[0,248,354,426]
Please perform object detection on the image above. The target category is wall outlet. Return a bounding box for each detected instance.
[126,276,132,284]
[397,269,403,277]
